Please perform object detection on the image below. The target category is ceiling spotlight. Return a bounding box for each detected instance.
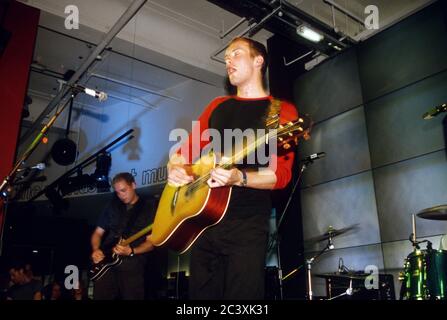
[94,152,112,193]
[296,25,324,43]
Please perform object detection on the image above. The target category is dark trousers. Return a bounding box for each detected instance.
[94,256,145,300]
[189,213,270,300]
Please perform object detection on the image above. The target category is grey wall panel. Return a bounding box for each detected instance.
[358,2,447,102]
[374,150,447,242]
[293,48,363,123]
[305,244,384,298]
[301,171,381,252]
[299,106,371,186]
[365,71,447,168]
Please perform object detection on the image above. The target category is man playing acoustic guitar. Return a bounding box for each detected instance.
[167,37,299,299]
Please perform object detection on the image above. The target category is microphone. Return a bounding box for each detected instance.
[17,163,46,172]
[422,103,447,120]
[301,152,326,163]
[338,258,344,273]
[72,84,108,102]
[328,235,334,250]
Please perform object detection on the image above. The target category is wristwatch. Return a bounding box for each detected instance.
[240,170,247,187]
[129,247,135,257]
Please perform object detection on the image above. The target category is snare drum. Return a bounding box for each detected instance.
[401,249,447,300]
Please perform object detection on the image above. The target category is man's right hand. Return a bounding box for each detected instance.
[91,249,105,264]
[167,164,194,187]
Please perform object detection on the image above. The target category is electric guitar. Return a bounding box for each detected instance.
[149,114,312,254]
[89,224,152,282]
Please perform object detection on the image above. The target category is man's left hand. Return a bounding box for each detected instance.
[113,244,132,256]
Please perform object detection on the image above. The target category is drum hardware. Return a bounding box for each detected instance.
[317,272,395,300]
[299,225,358,300]
[399,207,447,300]
[326,278,360,300]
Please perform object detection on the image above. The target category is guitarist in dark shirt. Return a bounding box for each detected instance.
[91,172,155,300]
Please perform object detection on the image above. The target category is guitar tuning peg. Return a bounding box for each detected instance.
[298,118,304,123]
[279,124,284,128]
[278,137,284,142]
[298,127,303,132]
[288,121,293,126]
[288,132,293,136]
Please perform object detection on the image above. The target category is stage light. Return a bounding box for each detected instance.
[59,173,95,196]
[296,25,324,43]
[51,138,77,166]
[93,152,111,193]
[45,187,68,211]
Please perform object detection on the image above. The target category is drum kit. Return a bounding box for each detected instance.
[296,205,447,300]
[399,204,447,300]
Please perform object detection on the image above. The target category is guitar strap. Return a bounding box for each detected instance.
[266,98,281,129]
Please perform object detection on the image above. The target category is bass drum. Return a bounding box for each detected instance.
[401,249,447,300]
[426,249,447,299]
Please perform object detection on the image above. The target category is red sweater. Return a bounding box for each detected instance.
[177,95,298,189]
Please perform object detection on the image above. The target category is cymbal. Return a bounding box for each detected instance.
[306,224,359,243]
[417,205,447,221]
[315,272,368,280]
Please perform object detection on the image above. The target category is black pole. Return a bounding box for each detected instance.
[275,161,308,300]
[65,94,74,137]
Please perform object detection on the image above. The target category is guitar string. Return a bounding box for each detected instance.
[184,121,305,194]
[185,123,304,193]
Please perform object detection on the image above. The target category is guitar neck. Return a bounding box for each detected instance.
[121,224,153,246]
[219,130,275,170]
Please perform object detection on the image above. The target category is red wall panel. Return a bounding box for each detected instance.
[0,0,40,251]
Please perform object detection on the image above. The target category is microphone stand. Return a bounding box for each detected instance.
[275,158,314,300]
[0,90,80,256]
[305,235,334,300]
[0,91,79,198]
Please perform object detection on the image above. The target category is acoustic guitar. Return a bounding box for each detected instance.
[149,114,312,253]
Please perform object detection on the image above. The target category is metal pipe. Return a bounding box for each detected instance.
[220,17,247,39]
[283,50,314,66]
[276,15,347,48]
[210,6,282,63]
[323,0,364,26]
[20,0,148,145]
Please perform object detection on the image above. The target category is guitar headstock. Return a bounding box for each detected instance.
[276,114,313,153]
